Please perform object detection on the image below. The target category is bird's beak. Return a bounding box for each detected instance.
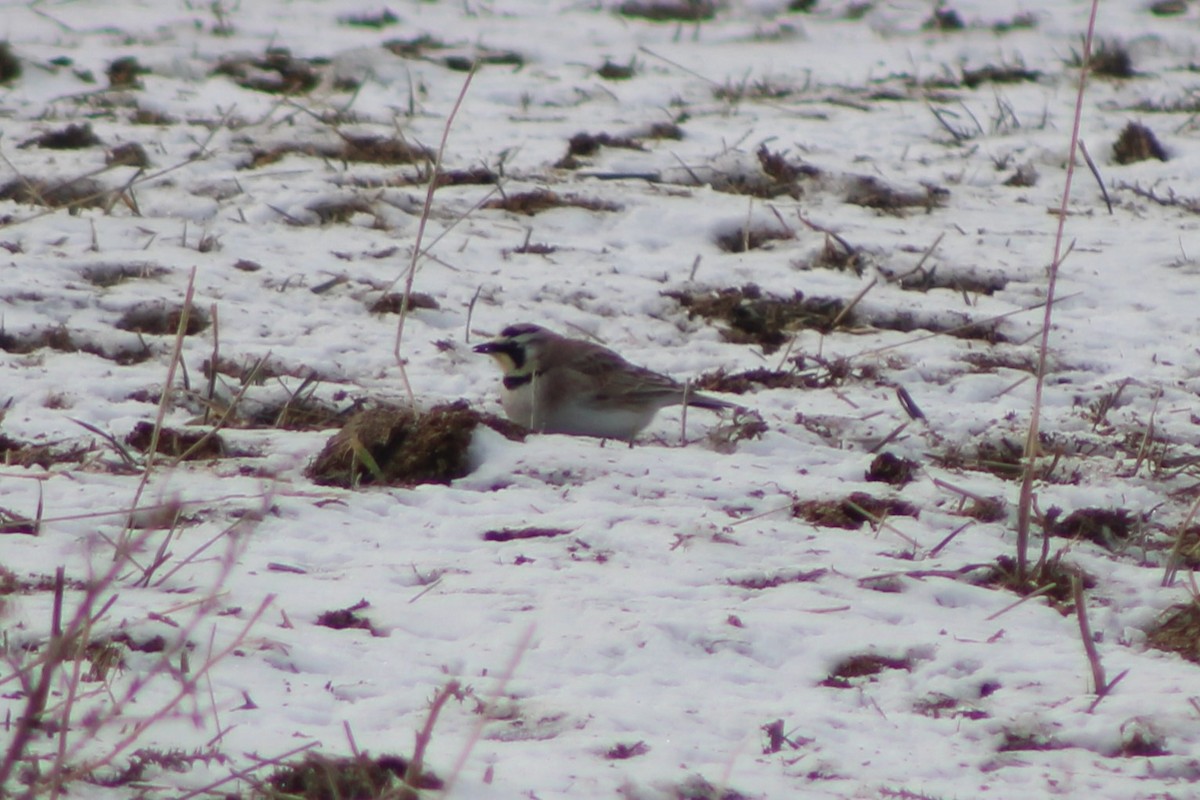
[473,341,499,354]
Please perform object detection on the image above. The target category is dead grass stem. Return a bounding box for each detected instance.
[1017,0,1099,580]
[392,68,476,412]
[120,267,196,558]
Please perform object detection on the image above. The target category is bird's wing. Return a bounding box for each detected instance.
[565,344,687,409]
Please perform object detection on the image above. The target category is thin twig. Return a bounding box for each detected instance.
[442,625,534,794]
[1162,493,1200,587]
[1072,573,1106,695]
[1086,669,1130,714]
[172,354,270,464]
[928,522,972,558]
[393,67,476,411]
[1017,0,1099,581]
[406,681,463,790]
[121,267,197,557]
[985,583,1057,620]
[204,304,220,426]
[887,233,945,284]
[1077,139,1112,214]
[1129,386,1162,477]
[829,277,877,330]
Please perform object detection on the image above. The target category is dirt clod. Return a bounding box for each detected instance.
[821,653,912,688]
[666,284,847,353]
[1113,122,1167,164]
[20,123,102,150]
[267,752,441,800]
[115,303,211,336]
[793,492,919,529]
[107,56,147,88]
[1052,507,1135,548]
[308,402,522,488]
[484,189,620,215]
[126,421,225,460]
[213,47,322,94]
[1147,603,1200,663]
[865,452,919,486]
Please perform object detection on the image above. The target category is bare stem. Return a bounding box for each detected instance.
[120,267,197,559]
[1016,0,1100,580]
[1072,573,1107,696]
[393,68,476,411]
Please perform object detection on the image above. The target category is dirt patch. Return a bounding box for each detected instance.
[556,132,646,169]
[369,292,440,314]
[213,47,324,94]
[251,134,433,168]
[267,751,441,800]
[792,492,920,529]
[0,42,20,83]
[339,9,399,28]
[0,325,154,365]
[693,367,818,394]
[912,692,989,721]
[116,302,211,336]
[961,64,1040,89]
[241,393,350,431]
[597,60,636,80]
[1146,603,1200,664]
[81,262,170,287]
[605,741,650,759]
[440,48,524,72]
[820,653,912,689]
[483,190,620,215]
[126,421,226,460]
[865,452,919,486]
[1078,38,1136,79]
[107,56,148,88]
[1113,122,1167,164]
[844,175,948,213]
[978,554,1094,612]
[617,0,716,22]
[19,123,102,150]
[714,223,794,253]
[316,599,380,635]
[665,284,847,353]
[727,568,827,590]
[1051,507,1135,549]
[483,528,571,542]
[308,402,522,488]
[0,176,108,208]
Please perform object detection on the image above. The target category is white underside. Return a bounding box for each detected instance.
[502,385,658,439]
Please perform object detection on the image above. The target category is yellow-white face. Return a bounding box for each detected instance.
[472,324,549,377]
[479,347,520,373]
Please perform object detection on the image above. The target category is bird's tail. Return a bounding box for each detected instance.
[685,392,741,411]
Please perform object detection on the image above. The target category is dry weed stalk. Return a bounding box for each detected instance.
[1162,493,1200,587]
[119,267,196,558]
[442,625,534,794]
[0,513,271,797]
[1072,574,1131,712]
[1016,0,1099,581]
[392,67,476,411]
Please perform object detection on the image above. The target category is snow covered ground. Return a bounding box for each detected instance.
[4,0,1200,797]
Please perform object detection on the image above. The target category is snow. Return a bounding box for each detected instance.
[4,0,1200,797]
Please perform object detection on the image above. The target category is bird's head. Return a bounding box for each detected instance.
[473,323,556,375]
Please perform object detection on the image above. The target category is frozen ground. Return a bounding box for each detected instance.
[4,0,1200,797]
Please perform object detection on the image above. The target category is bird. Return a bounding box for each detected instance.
[473,322,740,440]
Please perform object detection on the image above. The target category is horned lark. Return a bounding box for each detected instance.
[473,323,739,439]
